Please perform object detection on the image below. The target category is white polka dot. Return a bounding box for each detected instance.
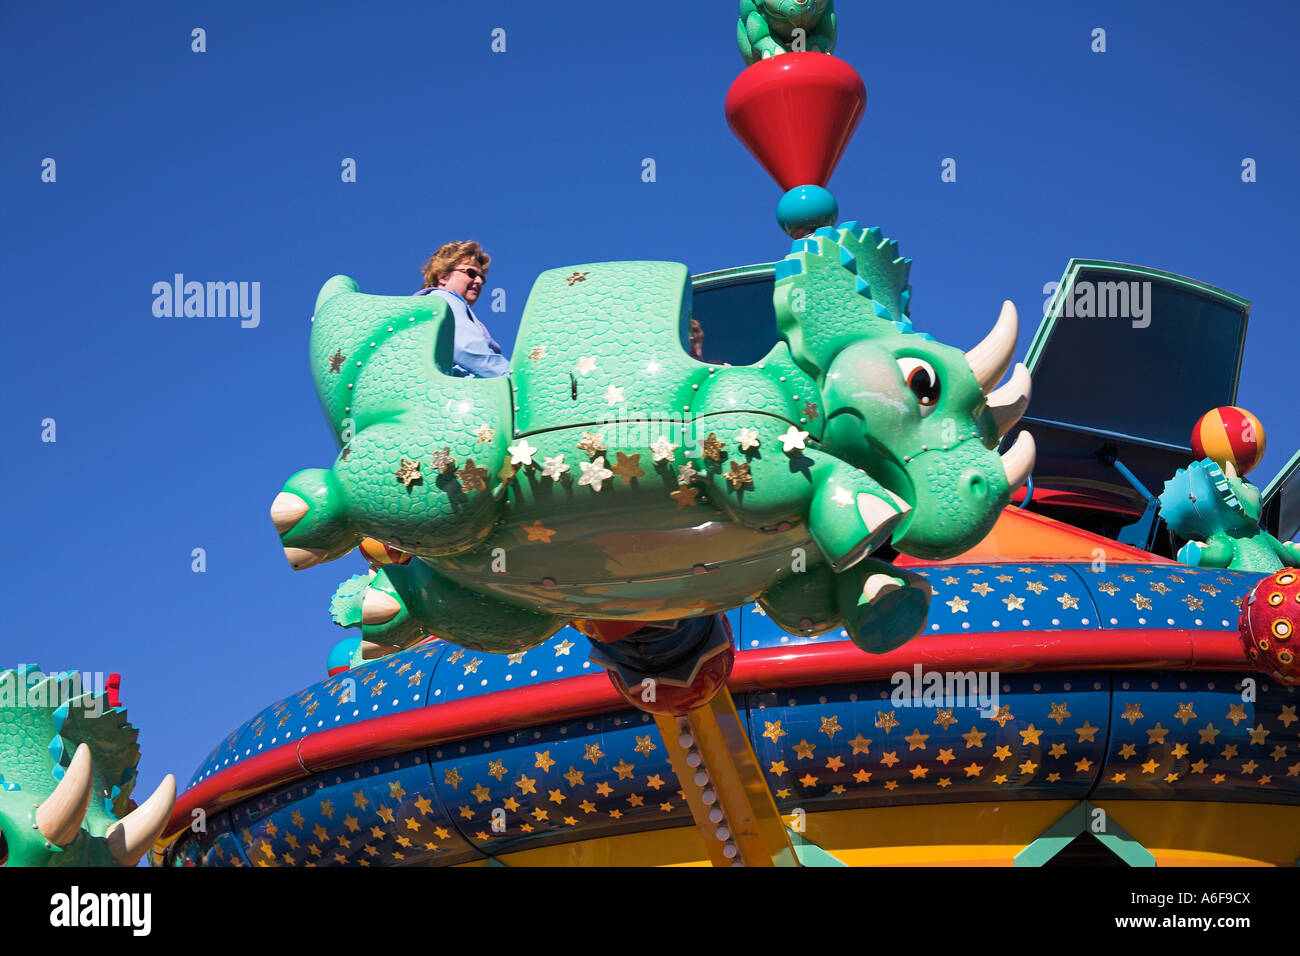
[992,620,1001,627]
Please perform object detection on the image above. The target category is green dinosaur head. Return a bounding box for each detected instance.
[776,225,1035,560]
[0,667,175,867]
[761,0,830,29]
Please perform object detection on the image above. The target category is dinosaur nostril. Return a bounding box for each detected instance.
[964,472,988,500]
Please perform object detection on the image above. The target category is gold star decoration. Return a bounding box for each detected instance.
[487,759,507,781]
[650,436,679,462]
[563,766,585,787]
[1025,581,1047,594]
[475,424,496,443]
[1019,724,1043,746]
[725,460,753,490]
[946,596,970,613]
[875,710,899,733]
[700,433,726,462]
[555,638,574,656]
[578,456,614,492]
[634,735,657,756]
[603,384,625,405]
[535,750,557,772]
[1150,582,1171,595]
[904,728,929,751]
[779,426,809,453]
[395,458,423,488]
[444,768,462,789]
[610,451,645,483]
[1076,721,1099,742]
[989,705,1015,728]
[670,486,700,508]
[1048,702,1071,725]
[1097,582,1119,595]
[1002,594,1025,610]
[507,439,537,466]
[523,520,556,543]
[1121,703,1144,725]
[736,428,760,451]
[540,455,569,481]
[1057,593,1079,609]
[1174,702,1197,725]
[515,773,537,795]
[577,430,606,457]
[430,448,454,474]
[971,582,993,596]
[1182,595,1204,611]
[1226,703,1248,726]
[528,345,547,361]
[819,715,842,739]
[763,720,787,742]
[583,743,605,764]
[1131,594,1152,610]
[612,759,635,780]
[792,739,816,759]
[564,271,590,286]
[934,708,957,730]
[457,459,488,492]
[329,350,346,373]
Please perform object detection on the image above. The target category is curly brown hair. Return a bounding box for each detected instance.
[419,240,491,290]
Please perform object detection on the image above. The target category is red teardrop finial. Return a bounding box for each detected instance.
[725,53,866,191]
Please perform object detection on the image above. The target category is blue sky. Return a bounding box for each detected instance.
[4,0,1299,806]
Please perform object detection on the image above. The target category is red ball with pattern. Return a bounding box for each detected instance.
[1238,570,1300,685]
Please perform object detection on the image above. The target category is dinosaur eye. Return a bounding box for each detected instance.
[897,357,941,414]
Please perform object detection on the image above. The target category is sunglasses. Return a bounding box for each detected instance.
[453,267,486,282]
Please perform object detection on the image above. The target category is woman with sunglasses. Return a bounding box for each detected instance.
[415,240,509,378]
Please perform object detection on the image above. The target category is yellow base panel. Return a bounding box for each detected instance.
[458,800,1300,866]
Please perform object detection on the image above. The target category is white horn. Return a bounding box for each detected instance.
[105,774,176,867]
[1000,430,1036,492]
[966,300,1019,393]
[987,362,1032,437]
[36,743,94,847]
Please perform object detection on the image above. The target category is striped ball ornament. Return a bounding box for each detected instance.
[1190,406,1265,476]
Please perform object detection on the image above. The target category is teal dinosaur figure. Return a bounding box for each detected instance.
[1159,458,1300,573]
[271,224,1035,659]
[0,666,175,867]
[738,0,836,65]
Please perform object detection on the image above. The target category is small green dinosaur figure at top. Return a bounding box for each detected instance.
[738,0,836,65]
[1159,459,1300,573]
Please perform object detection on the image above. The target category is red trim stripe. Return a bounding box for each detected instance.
[161,628,1249,842]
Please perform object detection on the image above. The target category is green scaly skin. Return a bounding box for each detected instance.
[275,224,1023,656]
[0,667,140,867]
[738,0,836,65]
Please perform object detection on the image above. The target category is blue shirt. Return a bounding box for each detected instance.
[414,287,509,378]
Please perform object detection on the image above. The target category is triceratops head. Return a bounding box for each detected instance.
[776,225,1035,560]
[0,667,175,867]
